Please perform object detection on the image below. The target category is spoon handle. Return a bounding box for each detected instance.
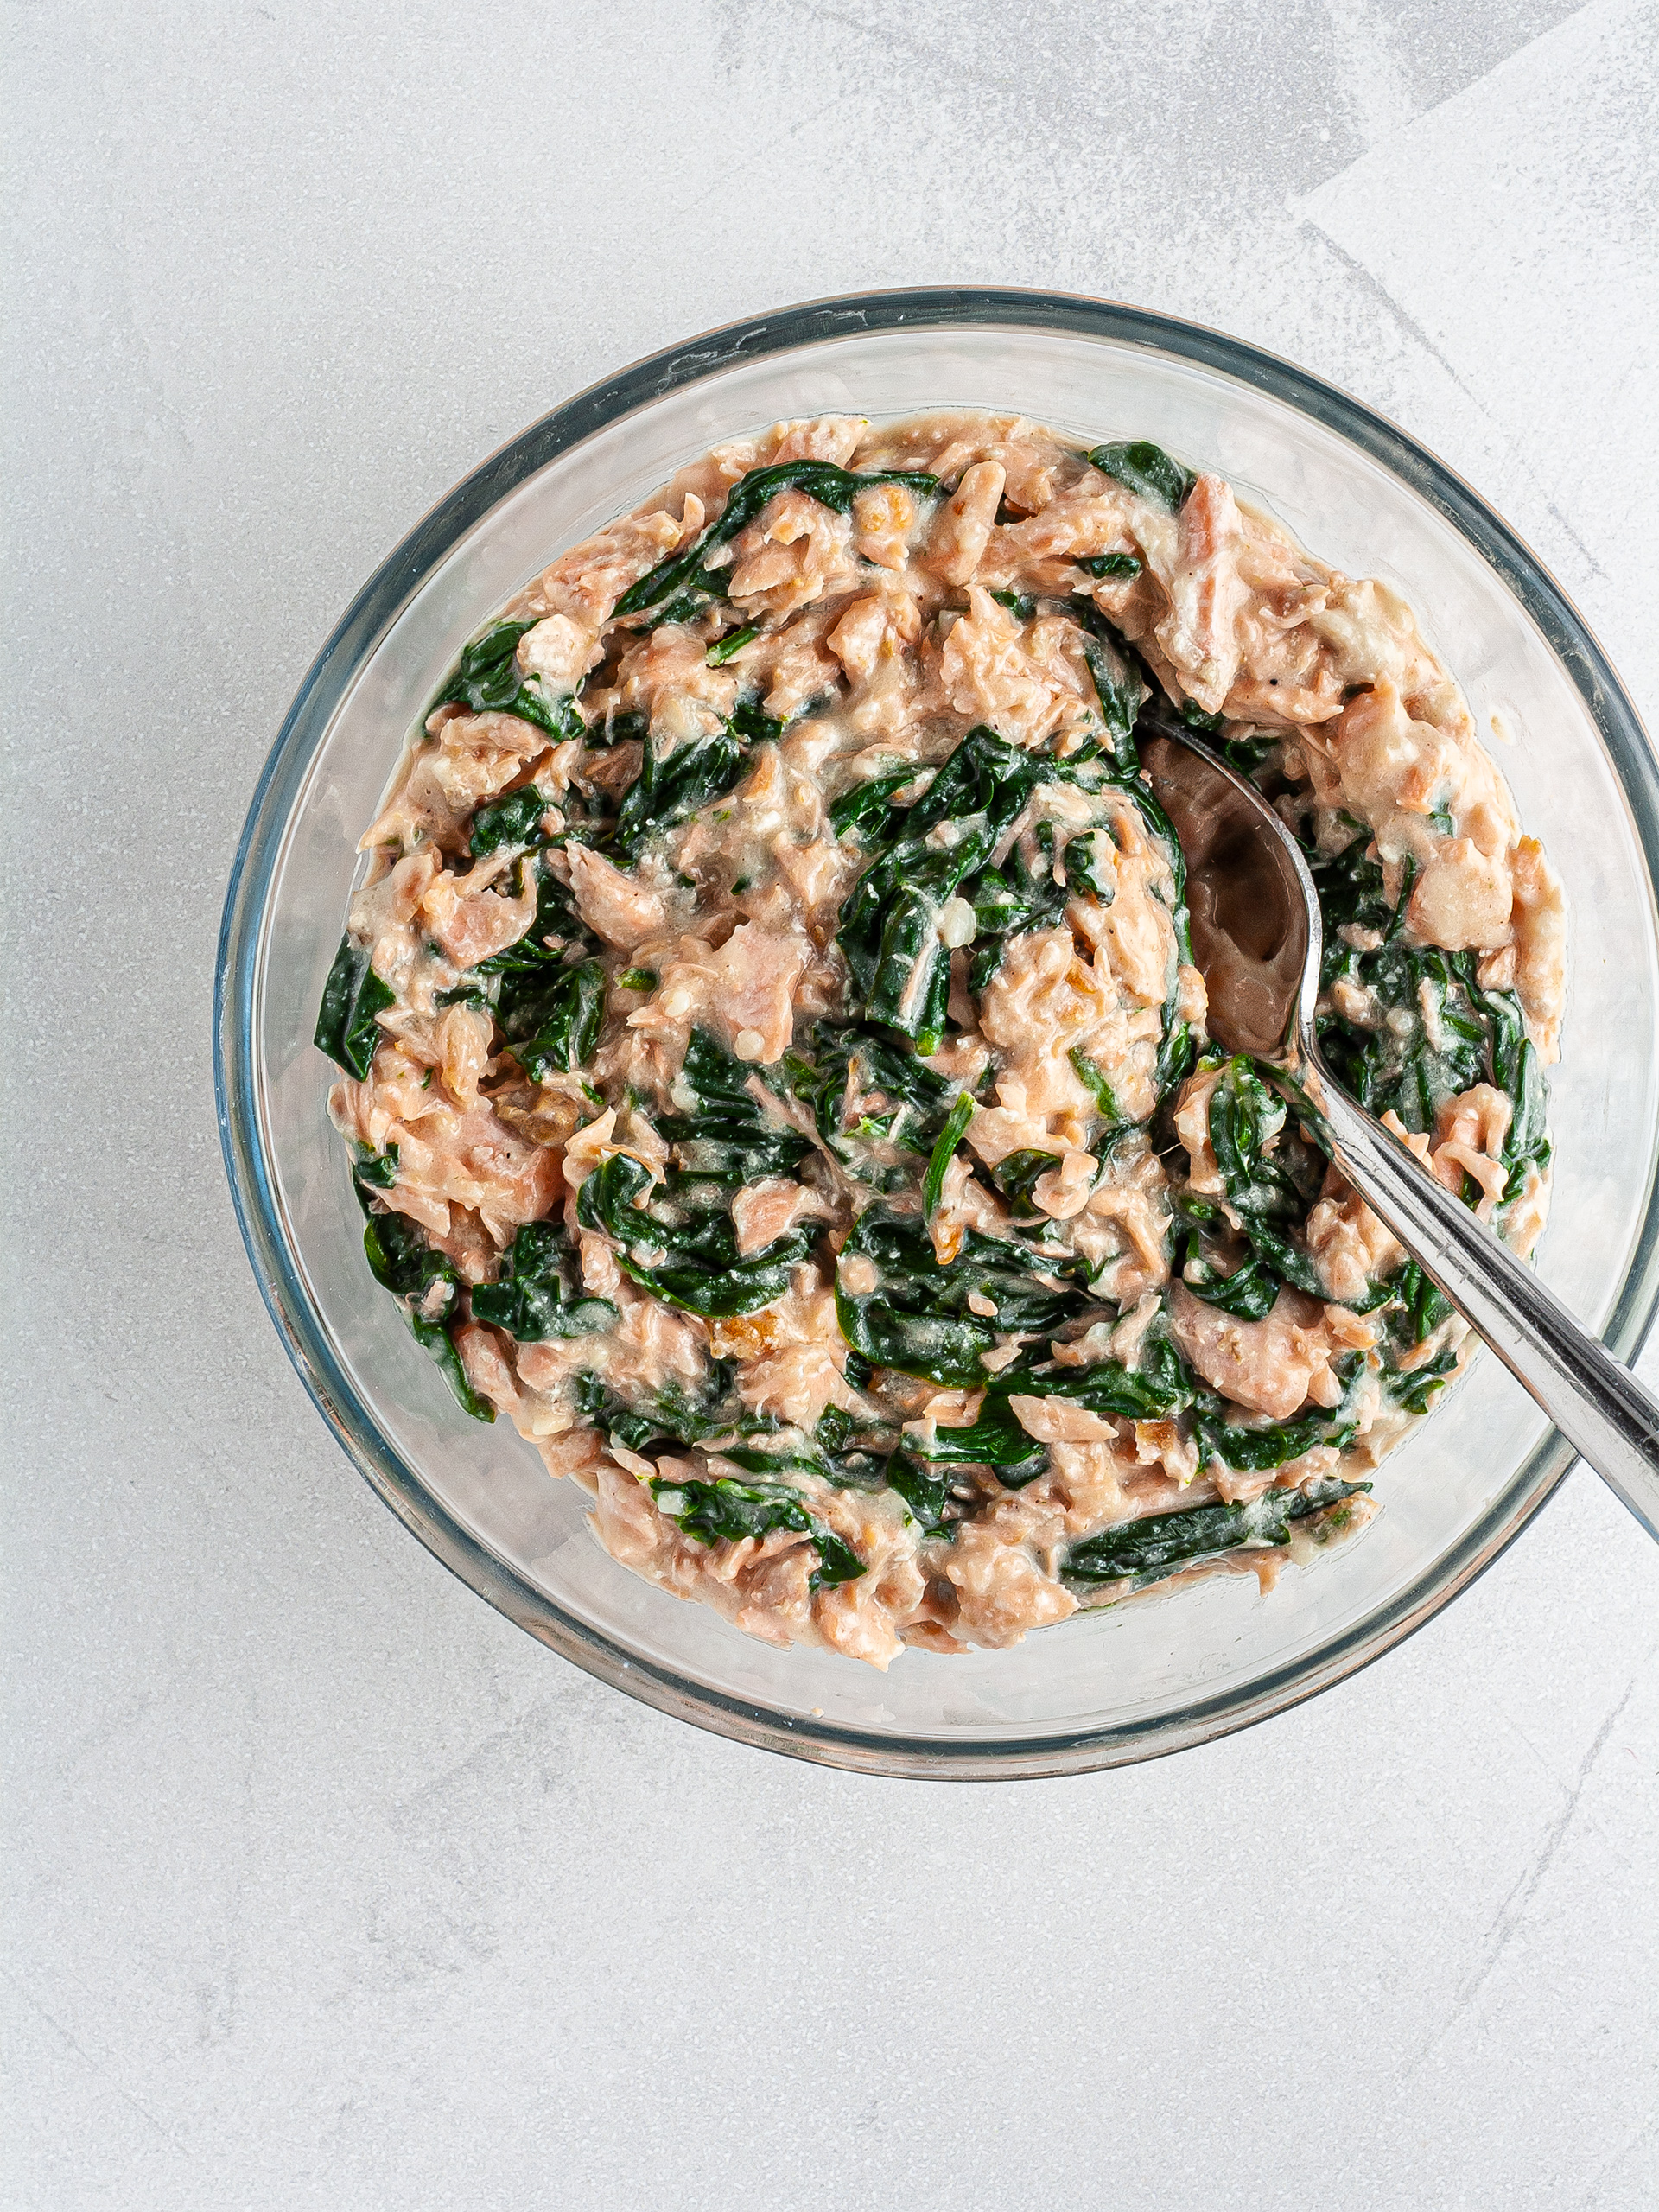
[1312,1076,1659,1541]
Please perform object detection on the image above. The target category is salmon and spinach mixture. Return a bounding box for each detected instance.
[316,410,1565,1667]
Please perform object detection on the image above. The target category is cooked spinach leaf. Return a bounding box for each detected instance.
[1077,552,1141,579]
[1179,1236,1280,1320]
[815,1407,856,1453]
[907,721,1056,843]
[362,1206,459,1316]
[1222,735,1276,775]
[593,708,649,747]
[359,1208,491,1421]
[469,1220,617,1341]
[474,852,595,977]
[1044,690,1196,1099]
[1323,942,1487,1134]
[573,1370,735,1454]
[353,1141,399,1192]
[1087,440,1195,512]
[1312,830,1549,1206]
[1475,975,1551,1200]
[830,768,927,843]
[963,831,1072,994]
[1392,1258,1453,1345]
[439,620,537,712]
[1384,1344,1460,1416]
[499,958,605,1080]
[716,1443,830,1479]
[1153,1012,1198,1107]
[440,620,586,741]
[923,1090,976,1218]
[400,1309,491,1415]
[838,836,984,1052]
[613,720,747,861]
[408,1311,496,1421]
[1192,1402,1355,1472]
[315,935,396,1079]
[837,725,1052,1050]
[1065,1477,1368,1585]
[1177,698,1225,735]
[660,1027,811,1181]
[729,696,788,745]
[1072,604,1146,764]
[1064,825,1116,899]
[650,1475,866,1589]
[901,1393,1046,1479]
[787,1020,957,1171]
[1313,836,1484,1133]
[1068,1047,1123,1122]
[883,1456,962,1537]
[717,1412,893,1495]
[1206,1055,1325,1296]
[990,1147,1065,1213]
[1007,1333,1193,1421]
[578,1150,812,1318]
[706,624,759,665]
[614,462,941,623]
[884,1404,1048,1537]
[468,785,553,857]
[835,1207,1084,1386]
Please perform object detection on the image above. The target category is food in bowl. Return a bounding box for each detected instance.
[315,410,1565,1668]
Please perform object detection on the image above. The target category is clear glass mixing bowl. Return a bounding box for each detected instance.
[215,289,1659,1777]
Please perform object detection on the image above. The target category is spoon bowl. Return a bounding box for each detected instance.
[1141,733,1318,1058]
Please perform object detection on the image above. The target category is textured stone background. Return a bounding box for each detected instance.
[4,3,1657,2205]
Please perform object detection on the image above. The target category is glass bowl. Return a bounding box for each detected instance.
[215,289,1659,1778]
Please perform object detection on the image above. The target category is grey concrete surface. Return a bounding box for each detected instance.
[3,2,1656,2205]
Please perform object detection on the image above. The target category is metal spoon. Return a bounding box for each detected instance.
[1142,726,1659,1541]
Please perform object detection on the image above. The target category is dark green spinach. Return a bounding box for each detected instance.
[1068,1047,1124,1123]
[573,1370,734,1455]
[440,620,586,741]
[353,1141,399,1192]
[1007,1333,1193,1421]
[829,768,928,843]
[1179,1236,1281,1320]
[786,1020,957,1171]
[468,785,553,857]
[578,1150,813,1318]
[706,624,759,665]
[837,725,1051,1051]
[469,1220,618,1341]
[1087,440,1195,512]
[659,1027,812,1181]
[1206,1055,1325,1296]
[613,720,748,861]
[498,958,605,1081]
[614,462,941,624]
[649,1476,865,1588]
[1065,1477,1368,1586]
[315,936,396,1080]
[359,1207,493,1421]
[922,1091,976,1217]
[900,1392,1046,1480]
[362,1205,459,1316]
[834,1207,1084,1386]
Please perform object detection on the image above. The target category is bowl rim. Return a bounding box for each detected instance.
[214,284,1659,1780]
